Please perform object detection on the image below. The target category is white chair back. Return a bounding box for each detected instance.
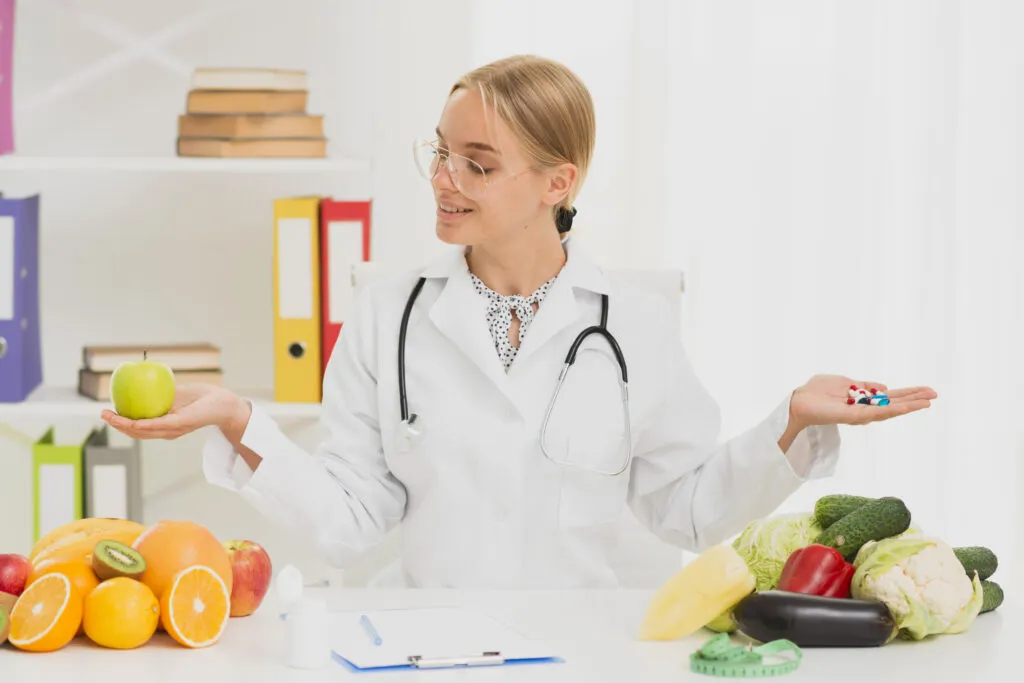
[349,260,687,588]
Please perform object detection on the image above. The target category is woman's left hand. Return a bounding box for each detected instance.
[789,374,937,429]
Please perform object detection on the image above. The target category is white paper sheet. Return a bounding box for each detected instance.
[91,464,127,519]
[330,607,558,670]
[38,464,75,538]
[0,216,13,321]
[276,217,313,320]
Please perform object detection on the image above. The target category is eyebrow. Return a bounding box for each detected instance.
[436,127,499,154]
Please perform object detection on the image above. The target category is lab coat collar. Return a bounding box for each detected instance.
[419,236,611,295]
[417,237,611,412]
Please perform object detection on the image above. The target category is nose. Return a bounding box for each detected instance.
[431,158,458,193]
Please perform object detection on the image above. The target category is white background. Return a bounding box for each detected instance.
[0,0,1020,591]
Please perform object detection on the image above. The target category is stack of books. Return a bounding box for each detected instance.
[177,67,326,158]
[78,343,223,401]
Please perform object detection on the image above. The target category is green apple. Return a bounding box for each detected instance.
[109,353,176,419]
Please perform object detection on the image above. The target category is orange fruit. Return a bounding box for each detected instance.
[83,578,159,649]
[8,572,82,652]
[132,521,233,601]
[27,559,100,635]
[159,565,230,648]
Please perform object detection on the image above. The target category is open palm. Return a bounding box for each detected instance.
[791,374,937,428]
[100,383,242,440]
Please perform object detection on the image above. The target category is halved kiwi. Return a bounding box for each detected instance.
[0,603,10,645]
[92,539,147,581]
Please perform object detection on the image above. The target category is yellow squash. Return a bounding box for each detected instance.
[639,544,755,641]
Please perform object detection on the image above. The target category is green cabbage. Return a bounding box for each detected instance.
[851,536,984,640]
[730,512,824,591]
[704,512,824,633]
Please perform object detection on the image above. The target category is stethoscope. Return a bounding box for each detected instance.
[396,276,633,476]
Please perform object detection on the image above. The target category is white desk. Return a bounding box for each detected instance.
[0,588,1017,681]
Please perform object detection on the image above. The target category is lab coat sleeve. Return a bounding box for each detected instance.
[201,287,407,568]
[626,330,841,553]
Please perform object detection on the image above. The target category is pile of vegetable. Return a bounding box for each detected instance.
[640,493,1004,648]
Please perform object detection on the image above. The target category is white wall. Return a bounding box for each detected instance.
[0,0,481,586]
[3,1,1020,594]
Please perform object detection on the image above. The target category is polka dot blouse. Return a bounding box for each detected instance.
[469,272,559,372]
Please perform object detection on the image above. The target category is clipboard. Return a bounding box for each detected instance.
[328,606,564,672]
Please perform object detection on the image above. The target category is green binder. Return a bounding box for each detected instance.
[32,426,91,542]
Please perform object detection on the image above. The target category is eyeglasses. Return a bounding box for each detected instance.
[412,139,532,201]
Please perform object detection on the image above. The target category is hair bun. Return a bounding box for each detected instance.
[556,206,577,233]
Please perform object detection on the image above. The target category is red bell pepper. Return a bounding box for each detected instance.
[776,544,856,598]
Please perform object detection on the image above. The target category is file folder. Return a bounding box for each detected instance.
[328,607,562,672]
[83,426,142,523]
[319,198,371,374]
[273,196,322,403]
[32,425,91,542]
[0,194,42,402]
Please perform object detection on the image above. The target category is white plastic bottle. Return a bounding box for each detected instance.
[275,564,331,670]
[284,597,332,669]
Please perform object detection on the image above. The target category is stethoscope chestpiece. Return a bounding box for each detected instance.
[396,413,421,453]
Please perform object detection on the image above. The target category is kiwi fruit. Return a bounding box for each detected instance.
[0,603,10,646]
[92,539,146,581]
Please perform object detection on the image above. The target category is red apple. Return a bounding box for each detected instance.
[223,540,272,617]
[0,554,30,597]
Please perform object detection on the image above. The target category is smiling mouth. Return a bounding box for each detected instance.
[438,203,473,215]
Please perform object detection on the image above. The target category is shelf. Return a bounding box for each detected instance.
[0,155,370,174]
[0,385,322,421]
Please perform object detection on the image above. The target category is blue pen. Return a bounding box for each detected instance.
[360,614,383,646]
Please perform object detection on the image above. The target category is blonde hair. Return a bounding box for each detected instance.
[450,55,596,219]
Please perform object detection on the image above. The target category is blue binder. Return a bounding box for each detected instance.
[0,194,42,403]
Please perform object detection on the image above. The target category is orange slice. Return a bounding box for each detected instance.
[28,558,101,635]
[159,565,230,648]
[8,572,83,652]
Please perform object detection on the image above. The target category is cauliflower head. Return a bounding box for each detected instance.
[851,536,984,640]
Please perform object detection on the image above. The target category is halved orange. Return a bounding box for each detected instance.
[8,572,83,652]
[159,565,230,648]
[28,558,100,635]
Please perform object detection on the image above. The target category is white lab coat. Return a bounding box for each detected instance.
[203,238,841,589]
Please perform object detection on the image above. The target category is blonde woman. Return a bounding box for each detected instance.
[102,55,936,589]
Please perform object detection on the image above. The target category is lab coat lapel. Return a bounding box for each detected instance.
[513,238,611,368]
[422,248,514,400]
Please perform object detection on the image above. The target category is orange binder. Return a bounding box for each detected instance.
[320,199,372,374]
[273,197,323,403]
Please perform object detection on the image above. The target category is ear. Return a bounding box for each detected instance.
[543,162,578,207]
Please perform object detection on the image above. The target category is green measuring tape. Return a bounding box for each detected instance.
[690,633,803,677]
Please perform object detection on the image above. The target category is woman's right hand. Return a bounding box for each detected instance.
[100,383,250,441]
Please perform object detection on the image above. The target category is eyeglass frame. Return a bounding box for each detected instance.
[412,138,539,200]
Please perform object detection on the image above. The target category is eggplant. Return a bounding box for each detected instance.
[731,590,898,648]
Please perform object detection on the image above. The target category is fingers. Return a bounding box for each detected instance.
[886,386,939,401]
[100,410,190,440]
[846,398,932,425]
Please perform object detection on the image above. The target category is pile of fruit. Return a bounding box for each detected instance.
[640,493,1003,647]
[0,518,272,653]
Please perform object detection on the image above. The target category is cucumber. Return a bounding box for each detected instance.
[981,580,1004,614]
[814,494,875,528]
[732,590,898,648]
[954,546,998,581]
[816,496,912,560]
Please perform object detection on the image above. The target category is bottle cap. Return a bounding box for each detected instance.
[275,564,304,605]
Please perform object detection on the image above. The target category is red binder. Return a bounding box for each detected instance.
[319,198,372,374]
